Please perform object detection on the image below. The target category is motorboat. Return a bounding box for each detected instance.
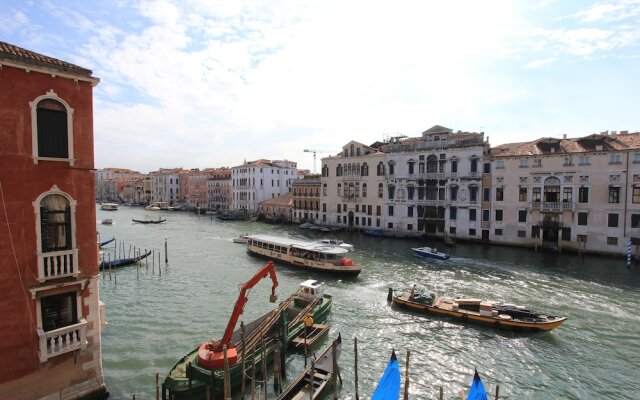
[411,246,449,260]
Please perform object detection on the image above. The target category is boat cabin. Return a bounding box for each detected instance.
[299,280,325,302]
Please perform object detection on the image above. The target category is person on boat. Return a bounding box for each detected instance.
[304,313,314,337]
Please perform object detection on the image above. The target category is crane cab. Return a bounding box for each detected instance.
[298,280,324,302]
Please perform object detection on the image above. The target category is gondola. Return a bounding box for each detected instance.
[99,237,115,247]
[132,218,166,224]
[100,250,152,269]
[276,333,342,400]
[371,350,401,400]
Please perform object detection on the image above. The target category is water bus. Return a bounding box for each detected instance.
[246,234,361,276]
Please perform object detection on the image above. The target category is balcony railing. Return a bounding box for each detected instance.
[529,202,576,212]
[38,249,79,282]
[38,318,87,362]
[341,195,362,202]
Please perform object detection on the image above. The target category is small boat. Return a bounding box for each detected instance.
[389,286,567,332]
[246,234,362,276]
[371,350,401,400]
[100,250,152,269]
[319,225,344,233]
[101,218,113,225]
[100,202,119,211]
[145,204,161,211]
[299,222,319,230]
[99,237,115,247]
[276,334,342,400]
[132,217,166,224]
[466,369,489,400]
[232,233,250,244]
[411,246,449,260]
[314,239,354,251]
[290,323,329,349]
[216,211,245,221]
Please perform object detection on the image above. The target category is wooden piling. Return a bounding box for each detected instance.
[354,338,359,400]
[241,322,246,399]
[145,249,149,268]
[495,384,500,400]
[165,237,168,263]
[273,348,281,394]
[439,386,443,400]
[156,372,160,400]
[251,344,256,400]
[308,358,315,400]
[128,244,132,258]
[262,333,267,400]
[223,345,230,400]
[403,349,410,400]
[152,249,155,271]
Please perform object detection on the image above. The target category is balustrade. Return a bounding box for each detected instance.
[38,318,87,362]
[529,202,576,212]
[38,249,79,282]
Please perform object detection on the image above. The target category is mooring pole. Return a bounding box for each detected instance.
[354,337,359,400]
[403,349,410,400]
[165,237,168,263]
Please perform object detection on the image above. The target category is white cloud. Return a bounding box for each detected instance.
[522,57,556,69]
[573,0,640,22]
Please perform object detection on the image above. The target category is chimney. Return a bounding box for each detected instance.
[563,134,567,140]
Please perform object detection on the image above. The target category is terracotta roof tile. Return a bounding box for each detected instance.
[491,132,640,157]
[0,40,93,76]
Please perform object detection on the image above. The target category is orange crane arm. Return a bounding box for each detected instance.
[214,261,278,351]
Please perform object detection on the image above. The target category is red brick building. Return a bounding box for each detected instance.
[0,41,107,399]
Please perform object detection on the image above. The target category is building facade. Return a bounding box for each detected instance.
[291,178,321,223]
[0,41,106,399]
[231,159,298,213]
[489,132,640,256]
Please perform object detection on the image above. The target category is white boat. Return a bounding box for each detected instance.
[314,239,354,251]
[246,234,361,276]
[100,203,119,211]
[411,246,450,260]
[232,234,250,244]
[145,204,161,211]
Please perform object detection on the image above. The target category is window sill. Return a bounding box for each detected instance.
[33,156,75,166]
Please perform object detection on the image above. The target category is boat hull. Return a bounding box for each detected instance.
[411,247,450,260]
[392,293,566,332]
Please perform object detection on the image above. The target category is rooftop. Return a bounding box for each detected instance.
[0,40,94,77]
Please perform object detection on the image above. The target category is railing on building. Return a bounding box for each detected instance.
[38,318,88,362]
[529,202,576,212]
[38,249,79,282]
[341,195,362,202]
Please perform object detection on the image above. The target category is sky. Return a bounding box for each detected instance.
[1,0,639,173]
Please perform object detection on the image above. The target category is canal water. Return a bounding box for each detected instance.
[97,207,640,399]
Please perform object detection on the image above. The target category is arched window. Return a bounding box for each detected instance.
[407,186,415,200]
[322,165,329,177]
[377,162,385,176]
[362,183,367,197]
[378,183,384,198]
[427,155,438,173]
[388,185,395,199]
[356,163,361,176]
[388,161,395,175]
[336,164,343,176]
[337,183,342,197]
[322,183,327,196]
[39,193,72,252]
[362,163,369,176]
[450,185,459,201]
[408,160,415,174]
[31,91,75,165]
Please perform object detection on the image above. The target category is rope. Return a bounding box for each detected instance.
[0,180,37,331]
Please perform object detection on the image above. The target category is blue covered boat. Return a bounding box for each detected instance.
[371,350,401,400]
[466,369,488,400]
[411,246,450,260]
[100,250,152,269]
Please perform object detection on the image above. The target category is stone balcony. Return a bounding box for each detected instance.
[529,201,576,212]
[38,318,88,362]
[38,249,79,282]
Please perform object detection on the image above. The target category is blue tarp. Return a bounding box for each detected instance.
[466,369,489,400]
[372,350,401,400]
